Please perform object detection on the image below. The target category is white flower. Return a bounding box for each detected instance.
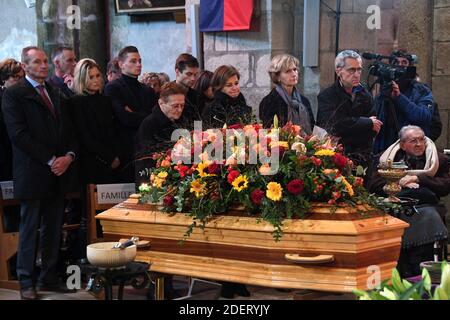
[291,142,307,155]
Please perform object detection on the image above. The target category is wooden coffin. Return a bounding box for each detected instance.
[96,195,409,293]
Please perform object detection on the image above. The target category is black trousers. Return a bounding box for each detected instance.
[16,197,65,289]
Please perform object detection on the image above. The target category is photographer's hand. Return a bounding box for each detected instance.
[391,81,401,98]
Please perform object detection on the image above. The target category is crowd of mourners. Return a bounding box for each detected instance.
[0,45,449,300]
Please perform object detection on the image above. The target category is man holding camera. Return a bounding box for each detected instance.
[373,50,435,155]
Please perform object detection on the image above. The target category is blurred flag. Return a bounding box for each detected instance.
[200,0,254,32]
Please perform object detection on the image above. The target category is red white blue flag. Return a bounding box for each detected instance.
[200,0,254,32]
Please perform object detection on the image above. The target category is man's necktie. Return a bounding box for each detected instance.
[37,85,56,117]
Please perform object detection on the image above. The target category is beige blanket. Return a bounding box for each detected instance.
[379,137,439,177]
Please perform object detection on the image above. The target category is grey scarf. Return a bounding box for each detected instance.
[276,85,312,135]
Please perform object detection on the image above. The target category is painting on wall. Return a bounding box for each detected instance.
[115,0,185,14]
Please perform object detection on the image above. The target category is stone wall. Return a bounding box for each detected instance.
[0,0,37,61]
[108,0,186,81]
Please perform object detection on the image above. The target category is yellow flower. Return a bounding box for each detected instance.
[157,171,168,179]
[153,177,165,188]
[196,162,216,178]
[232,175,249,192]
[190,179,206,198]
[342,177,355,197]
[270,141,289,149]
[266,182,283,202]
[314,149,336,157]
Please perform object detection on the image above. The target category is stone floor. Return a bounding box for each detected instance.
[0,276,355,300]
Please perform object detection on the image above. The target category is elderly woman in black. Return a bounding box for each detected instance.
[259,54,315,133]
[202,65,253,129]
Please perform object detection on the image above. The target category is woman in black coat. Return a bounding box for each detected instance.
[202,65,253,129]
[0,59,24,181]
[69,59,122,256]
[69,59,121,185]
[259,54,315,133]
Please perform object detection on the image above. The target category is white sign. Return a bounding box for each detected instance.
[0,181,14,200]
[96,183,136,204]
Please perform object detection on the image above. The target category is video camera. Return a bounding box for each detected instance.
[362,52,417,93]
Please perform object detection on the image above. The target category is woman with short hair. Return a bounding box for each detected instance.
[202,65,253,129]
[259,54,315,133]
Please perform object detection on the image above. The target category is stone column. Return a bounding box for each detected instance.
[36,0,106,72]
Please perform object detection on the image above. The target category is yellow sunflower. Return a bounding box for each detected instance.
[232,175,249,192]
[266,182,283,202]
[196,162,216,178]
[314,149,336,157]
[190,179,206,198]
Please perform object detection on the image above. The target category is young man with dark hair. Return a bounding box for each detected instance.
[104,46,156,182]
[48,46,77,98]
[174,53,203,127]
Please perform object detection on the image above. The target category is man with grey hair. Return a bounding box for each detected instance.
[317,50,382,179]
[48,46,77,98]
[369,125,449,277]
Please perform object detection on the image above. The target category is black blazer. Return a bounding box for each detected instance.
[259,88,315,129]
[1,78,78,199]
[317,81,376,154]
[0,88,13,181]
[202,91,253,129]
[68,93,121,184]
[104,75,156,162]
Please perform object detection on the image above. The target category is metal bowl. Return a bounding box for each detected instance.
[86,242,137,268]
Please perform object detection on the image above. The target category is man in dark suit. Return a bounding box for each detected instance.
[174,53,203,128]
[47,46,77,98]
[2,46,78,300]
[104,46,156,182]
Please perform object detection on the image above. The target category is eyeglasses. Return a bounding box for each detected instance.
[343,67,363,75]
[169,104,184,110]
[405,137,426,145]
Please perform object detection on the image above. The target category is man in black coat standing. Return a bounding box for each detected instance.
[317,50,383,177]
[104,46,156,182]
[47,46,77,98]
[2,46,78,300]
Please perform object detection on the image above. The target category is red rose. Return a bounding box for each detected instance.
[227,170,240,184]
[163,195,175,207]
[311,157,322,166]
[334,153,348,169]
[251,189,265,205]
[208,163,220,175]
[287,179,304,195]
[354,177,364,187]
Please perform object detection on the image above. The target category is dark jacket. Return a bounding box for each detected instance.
[0,88,13,181]
[179,85,203,129]
[374,81,435,154]
[47,75,75,99]
[104,74,156,164]
[369,151,450,200]
[135,106,183,184]
[1,78,78,199]
[317,81,376,158]
[68,93,121,185]
[259,87,315,129]
[202,91,253,129]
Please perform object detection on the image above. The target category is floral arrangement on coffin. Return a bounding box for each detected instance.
[139,121,384,240]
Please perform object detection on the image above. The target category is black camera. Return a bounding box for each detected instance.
[363,52,417,92]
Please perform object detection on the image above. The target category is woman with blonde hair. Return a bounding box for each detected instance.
[202,65,253,129]
[69,58,123,257]
[259,54,315,133]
